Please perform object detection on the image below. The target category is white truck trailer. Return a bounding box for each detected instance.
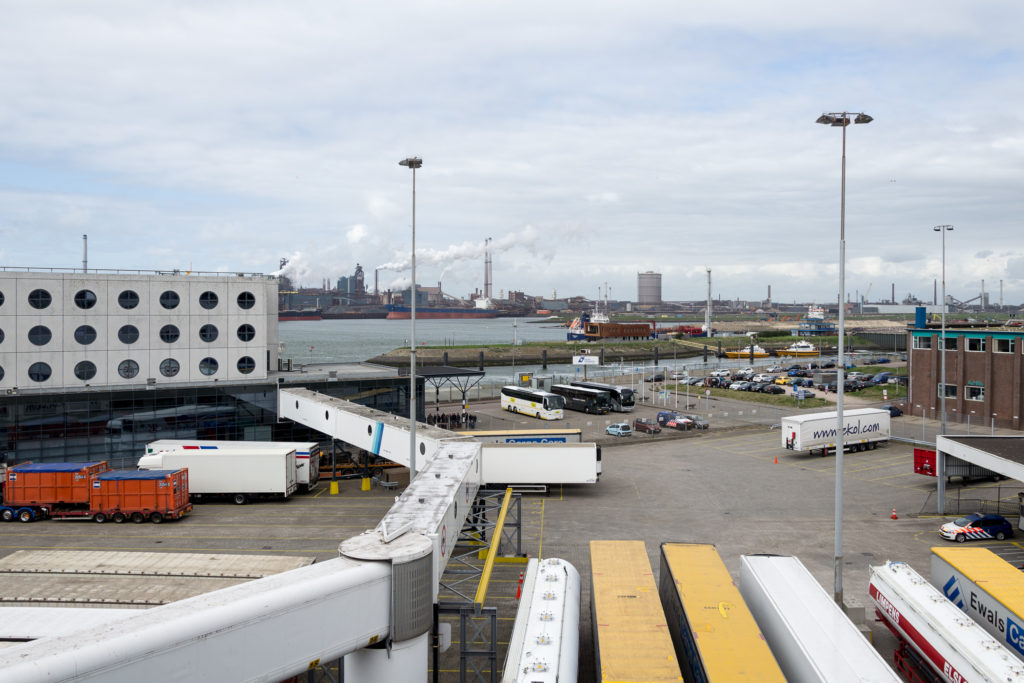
[137,447,297,504]
[781,408,889,456]
[145,439,320,491]
[930,546,1024,662]
[869,560,1024,682]
[739,554,899,682]
[479,443,601,485]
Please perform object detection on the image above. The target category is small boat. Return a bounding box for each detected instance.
[723,344,769,359]
[776,341,819,357]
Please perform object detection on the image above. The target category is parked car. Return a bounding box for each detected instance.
[668,369,688,380]
[821,360,836,369]
[682,415,709,430]
[710,369,731,377]
[874,357,892,364]
[665,418,694,431]
[687,376,703,385]
[751,373,771,383]
[644,373,666,383]
[749,382,767,392]
[939,513,1013,542]
[794,389,817,398]
[606,423,632,437]
[728,381,744,390]
[766,365,783,372]
[633,418,661,434]
[774,377,794,385]
[847,371,865,380]
[882,405,904,417]
[740,367,755,374]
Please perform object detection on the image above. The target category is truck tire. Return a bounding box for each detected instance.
[94,513,107,523]
[1,509,13,522]
[113,512,126,524]
[150,512,163,524]
[131,512,145,523]
[17,509,33,523]
[233,493,247,505]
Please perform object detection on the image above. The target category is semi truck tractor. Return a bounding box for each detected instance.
[781,408,890,456]
[930,546,1024,662]
[137,447,297,504]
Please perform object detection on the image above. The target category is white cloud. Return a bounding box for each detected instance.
[0,1,1023,303]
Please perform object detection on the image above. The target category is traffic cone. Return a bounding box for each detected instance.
[774,455,778,464]
[891,508,898,520]
[515,571,524,600]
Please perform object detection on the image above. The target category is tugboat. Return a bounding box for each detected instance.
[723,344,769,359]
[776,341,819,357]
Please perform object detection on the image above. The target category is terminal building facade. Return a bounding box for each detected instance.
[0,269,418,468]
[908,326,1024,431]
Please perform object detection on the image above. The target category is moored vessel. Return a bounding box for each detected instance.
[776,341,819,357]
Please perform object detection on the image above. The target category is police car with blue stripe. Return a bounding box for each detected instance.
[939,513,1014,543]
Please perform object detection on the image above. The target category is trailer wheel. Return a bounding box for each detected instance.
[17,509,33,523]
[150,512,163,524]
[94,513,107,524]
[112,512,126,523]
[130,512,145,524]
[955,533,966,543]
[0,509,13,522]
[233,493,247,505]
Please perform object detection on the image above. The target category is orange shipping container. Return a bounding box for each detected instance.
[89,469,191,522]
[4,462,109,506]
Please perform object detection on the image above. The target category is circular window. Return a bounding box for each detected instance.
[0,290,5,307]
[118,325,140,344]
[159,324,180,343]
[118,290,140,309]
[159,358,180,377]
[74,325,97,345]
[159,290,180,309]
[118,359,140,379]
[28,362,52,382]
[237,324,255,342]
[74,361,97,381]
[74,289,97,309]
[237,356,256,374]
[199,357,219,376]
[237,291,256,309]
[0,365,4,382]
[199,324,219,342]
[0,328,4,344]
[28,325,52,346]
[199,291,219,309]
[28,289,52,309]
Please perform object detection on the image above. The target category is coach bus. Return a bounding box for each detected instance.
[569,381,635,412]
[590,540,682,682]
[499,386,565,420]
[550,384,611,415]
[658,542,785,681]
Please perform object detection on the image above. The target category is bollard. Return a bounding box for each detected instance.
[361,477,371,492]
[329,481,339,495]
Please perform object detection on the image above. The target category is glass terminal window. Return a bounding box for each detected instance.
[28,289,52,309]
[237,356,256,374]
[159,290,180,309]
[118,290,140,309]
[118,325,140,344]
[159,325,180,343]
[118,359,140,379]
[237,291,256,309]
[237,324,255,342]
[199,357,219,376]
[74,289,97,309]
[28,362,52,382]
[199,291,219,310]
[199,324,218,342]
[28,325,52,346]
[74,325,97,345]
[74,361,97,381]
[159,358,180,377]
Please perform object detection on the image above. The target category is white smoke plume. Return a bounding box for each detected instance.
[271,251,313,285]
[376,224,549,273]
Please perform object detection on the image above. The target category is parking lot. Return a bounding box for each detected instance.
[3,401,1023,681]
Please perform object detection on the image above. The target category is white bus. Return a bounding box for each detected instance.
[569,381,635,412]
[499,386,565,420]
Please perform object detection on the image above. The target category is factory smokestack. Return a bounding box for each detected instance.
[82,234,88,273]
[483,237,493,299]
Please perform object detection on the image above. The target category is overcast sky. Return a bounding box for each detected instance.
[1,1,1022,306]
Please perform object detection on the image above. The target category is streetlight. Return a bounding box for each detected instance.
[816,110,872,608]
[400,156,422,481]
[934,224,952,513]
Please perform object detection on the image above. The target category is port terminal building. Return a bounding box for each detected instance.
[908,325,1024,431]
[0,268,420,467]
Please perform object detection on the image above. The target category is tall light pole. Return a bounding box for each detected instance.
[400,156,422,481]
[816,111,872,607]
[934,224,952,514]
